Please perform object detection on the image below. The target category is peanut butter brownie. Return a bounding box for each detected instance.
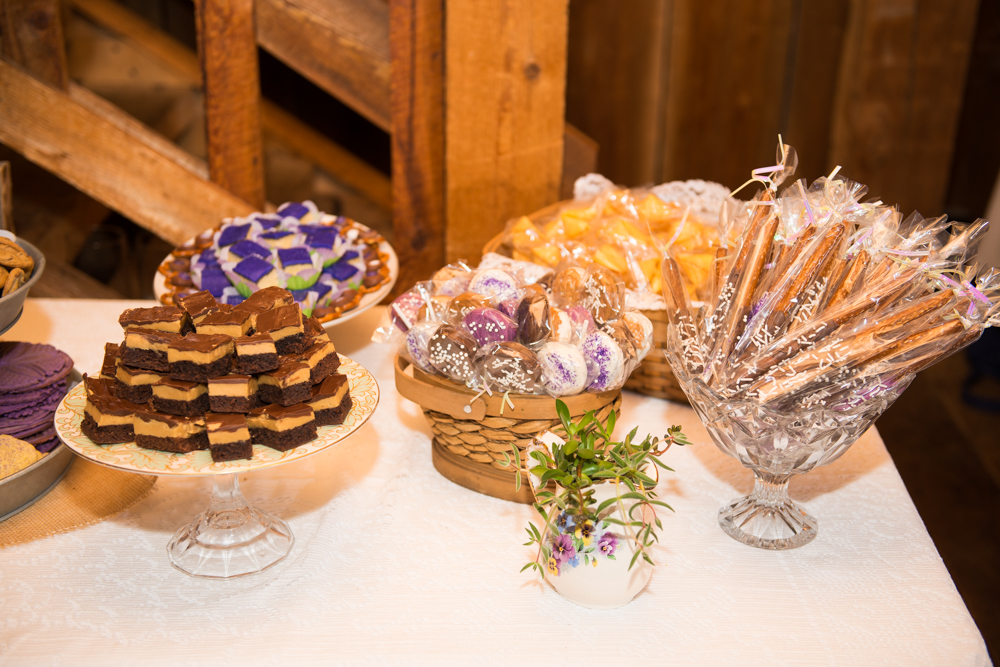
[307,373,352,426]
[80,376,144,444]
[255,304,307,355]
[113,363,163,403]
[120,328,181,372]
[205,413,253,461]
[232,332,279,374]
[150,378,209,416]
[118,306,192,334]
[208,374,259,413]
[166,333,234,382]
[257,359,312,406]
[247,403,316,451]
[134,411,208,453]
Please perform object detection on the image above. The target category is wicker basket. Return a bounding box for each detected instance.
[482,233,689,404]
[395,356,622,504]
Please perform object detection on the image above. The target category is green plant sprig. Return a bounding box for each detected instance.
[515,399,689,579]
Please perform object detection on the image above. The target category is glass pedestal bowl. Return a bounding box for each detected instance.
[672,364,912,550]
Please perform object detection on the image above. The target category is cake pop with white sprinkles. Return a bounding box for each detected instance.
[463,308,517,347]
[476,341,543,394]
[428,325,479,382]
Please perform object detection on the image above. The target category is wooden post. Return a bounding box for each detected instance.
[0,0,70,89]
[195,0,266,210]
[0,162,13,234]
[445,0,569,264]
[830,0,979,215]
[390,0,446,289]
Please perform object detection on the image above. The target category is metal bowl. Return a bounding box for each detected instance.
[0,237,46,336]
[0,369,80,522]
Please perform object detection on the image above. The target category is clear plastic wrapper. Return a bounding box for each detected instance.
[659,143,1000,413]
[376,262,637,396]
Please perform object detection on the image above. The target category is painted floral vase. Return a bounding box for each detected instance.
[526,433,654,609]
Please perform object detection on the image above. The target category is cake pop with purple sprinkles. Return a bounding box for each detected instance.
[581,330,626,392]
[537,341,588,396]
[468,269,519,304]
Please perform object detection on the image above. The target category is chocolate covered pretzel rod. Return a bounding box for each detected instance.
[824,250,870,309]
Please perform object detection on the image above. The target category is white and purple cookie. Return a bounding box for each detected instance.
[468,269,519,304]
[537,341,588,396]
[404,321,441,373]
[476,341,542,395]
[622,310,654,361]
[581,331,626,392]
[428,325,478,382]
[463,308,516,347]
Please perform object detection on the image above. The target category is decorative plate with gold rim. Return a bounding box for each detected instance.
[53,357,379,476]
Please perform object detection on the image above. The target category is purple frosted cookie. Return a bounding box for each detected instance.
[404,321,441,373]
[468,269,519,304]
[463,308,516,347]
[0,342,73,393]
[428,325,478,382]
[476,342,542,395]
[582,331,626,392]
[515,293,551,347]
[537,342,588,397]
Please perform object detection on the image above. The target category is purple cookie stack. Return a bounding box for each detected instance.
[0,342,74,452]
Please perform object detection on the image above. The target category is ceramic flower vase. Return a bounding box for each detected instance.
[526,433,654,609]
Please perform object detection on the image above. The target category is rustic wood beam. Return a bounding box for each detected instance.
[445,0,569,264]
[256,0,392,132]
[0,161,13,234]
[0,0,69,89]
[0,57,254,244]
[830,0,979,215]
[69,0,391,210]
[195,0,266,209]
[389,0,446,289]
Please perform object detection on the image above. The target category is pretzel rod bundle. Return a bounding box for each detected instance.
[659,144,1000,413]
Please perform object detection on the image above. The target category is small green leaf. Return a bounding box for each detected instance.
[555,399,571,431]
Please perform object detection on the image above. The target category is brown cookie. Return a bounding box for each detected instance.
[0,239,34,273]
[0,267,8,288]
[3,268,25,296]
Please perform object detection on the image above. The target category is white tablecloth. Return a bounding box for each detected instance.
[0,299,991,666]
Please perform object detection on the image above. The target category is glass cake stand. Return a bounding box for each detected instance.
[53,356,379,578]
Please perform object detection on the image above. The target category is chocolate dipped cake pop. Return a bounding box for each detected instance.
[581,266,625,324]
[537,341,588,396]
[428,325,478,382]
[581,330,626,392]
[551,266,586,308]
[446,292,492,325]
[515,292,551,346]
[476,341,542,394]
[622,310,654,361]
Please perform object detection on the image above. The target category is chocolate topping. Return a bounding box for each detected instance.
[168,333,234,353]
[119,306,187,330]
[239,286,295,312]
[249,402,313,420]
[177,291,221,320]
[255,304,303,333]
[205,412,248,433]
[311,373,347,397]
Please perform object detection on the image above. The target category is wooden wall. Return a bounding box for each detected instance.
[566,0,981,217]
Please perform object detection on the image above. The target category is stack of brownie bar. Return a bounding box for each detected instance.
[80,287,353,463]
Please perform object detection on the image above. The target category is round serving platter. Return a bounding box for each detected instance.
[53,356,379,476]
[153,234,398,330]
